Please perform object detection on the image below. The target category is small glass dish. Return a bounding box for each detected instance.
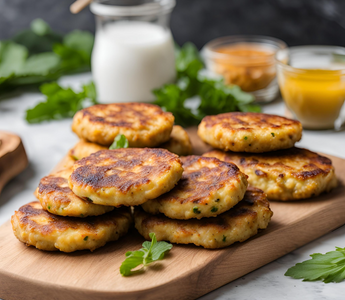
[202,35,287,103]
[276,46,345,130]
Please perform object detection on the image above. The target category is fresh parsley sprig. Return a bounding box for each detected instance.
[120,232,173,276]
[153,43,261,127]
[109,134,129,149]
[0,19,94,93]
[285,247,345,283]
[25,81,97,123]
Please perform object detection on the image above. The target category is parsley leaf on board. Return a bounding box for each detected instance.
[109,134,129,149]
[25,81,97,124]
[120,232,173,277]
[153,43,260,127]
[285,247,345,283]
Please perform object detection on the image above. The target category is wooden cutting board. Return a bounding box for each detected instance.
[1,128,345,300]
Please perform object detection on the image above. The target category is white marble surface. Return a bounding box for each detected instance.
[0,73,345,300]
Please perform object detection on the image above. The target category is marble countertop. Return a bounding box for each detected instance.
[0,73,344,300]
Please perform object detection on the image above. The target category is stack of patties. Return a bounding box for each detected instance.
[11,103,186,253]
[135,155,273,249]
[198,112,338,201]
[69,103,193,160]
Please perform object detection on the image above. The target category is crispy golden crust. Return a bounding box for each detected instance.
[135,187,273,249]
[69,148,183,207]
[198,112,302,153]
[160,125,193,156]
[35,168,114,217]
[11,202,132,252]
[203,148,338,201]
[71,103,174,147]
[141,156,247,219]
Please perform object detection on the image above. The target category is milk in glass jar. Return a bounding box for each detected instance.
[90,0,176,103]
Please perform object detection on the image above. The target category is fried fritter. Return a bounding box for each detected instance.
[198,112,302,153]
[69,126,192,161]
[11,202,132,252]
[160,125,193,156]
[71,103,174,147]
[69,139,106,161]
[142,156,247,219]
[69,148,183,207]
[135,187,272,249]
[203,148,338,201]
[35,168,114,217]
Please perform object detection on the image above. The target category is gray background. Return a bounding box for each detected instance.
[1,0,345,48]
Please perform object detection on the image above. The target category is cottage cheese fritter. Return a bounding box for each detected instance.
[35,168,114,217]
[160,125,193,156]
[203,148,338,201]
[69,139,106,160]
[142,156,247,219]
[135,187,272,249]
[198,112,302,153]
[11,202,132,252]
[68,126,193,160]
[69,148,183,207]
[71,103,174,147]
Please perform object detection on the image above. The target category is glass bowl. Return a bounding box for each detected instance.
[276,46,345,130]
[202,35,287,103]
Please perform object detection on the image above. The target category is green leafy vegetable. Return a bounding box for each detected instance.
[153,43,261,126]
[285,247,345,283]
[0,19,93,93]
[120,232,172,276]
[109,134,129,150]
[25,81,97,123]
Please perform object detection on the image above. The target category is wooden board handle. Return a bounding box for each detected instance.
[0,131,28,194]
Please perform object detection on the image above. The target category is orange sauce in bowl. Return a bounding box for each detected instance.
[211,44,276,92]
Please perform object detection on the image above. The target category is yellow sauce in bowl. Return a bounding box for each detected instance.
[278,69,345,129]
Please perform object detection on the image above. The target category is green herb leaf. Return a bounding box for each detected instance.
[109,134,129,150]
[31,19,51,36]
[25,81,97,123]
[285,247,345,283]
[0,19,93,93]
[120,233,172,276]
[153,42,260,127]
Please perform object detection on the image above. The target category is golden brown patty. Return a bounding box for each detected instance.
[141,155,247,219]
[69,126,192,161]
[69,139,106,160]
[35,168,114,217]
[71,103,174,147]
[11,202,132,252]
[198,112,302,153]
[203,148,338,201]
[69,148,183,207]
[135,187,273,249]
[160,125,193,156]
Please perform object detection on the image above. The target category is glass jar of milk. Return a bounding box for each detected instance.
[90,0,176,103]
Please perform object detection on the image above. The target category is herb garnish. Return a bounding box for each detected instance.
[109,134,129,150]
[0,19,94,93]
[25,81,97,123]
[120,232,172,276]
[193,207,201,214]
[211,206,218,213]
[153,43,260,127]
[285,247,345,283]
